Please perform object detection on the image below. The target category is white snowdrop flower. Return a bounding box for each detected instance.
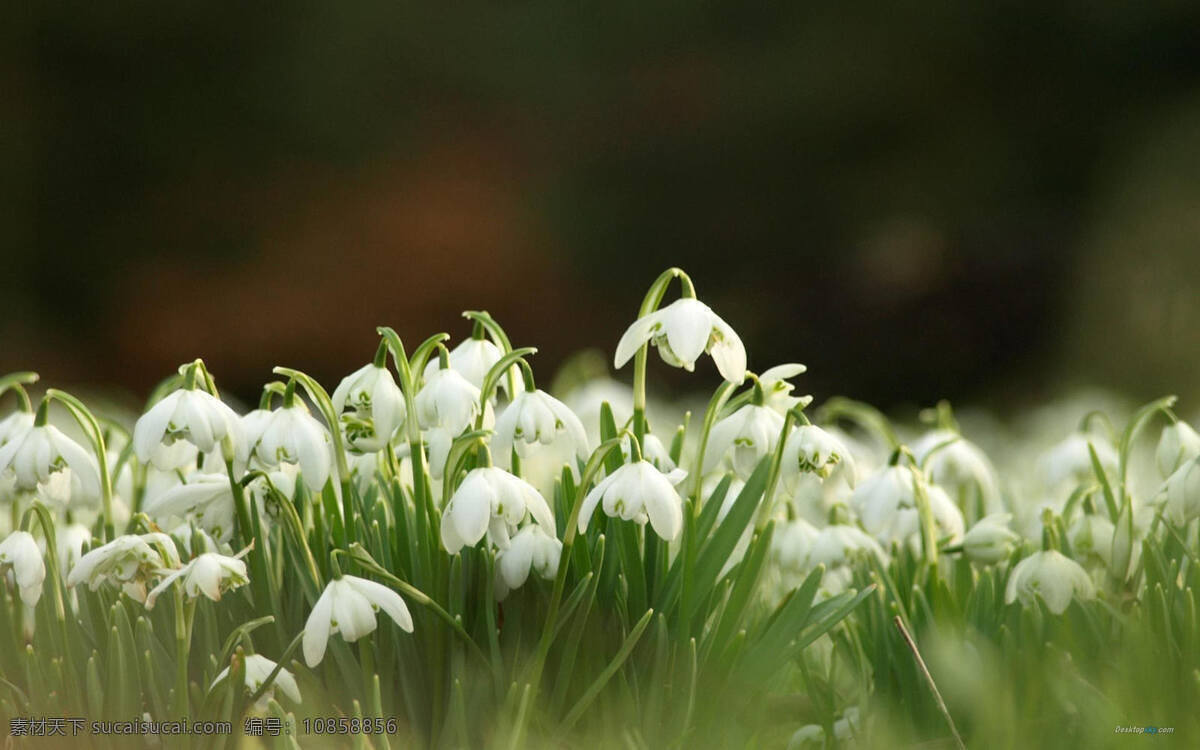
[781,425,856,491]
[578,461,687,542]
[240,409,274,465]
[249,403,332,491]
[704,404,784,479]
[331,363,407,453]
[1039,432,1117,489]
[1004,549,1095,614]
[804,524,886,571]
[620,432,675,473]
[771,518,821,573]
[961,513,1020,564]
[850,466,917,539]
[493,390,589,466]
[495,524,562,597]
[0,411,33,447]
[758,364,812,415]
[789,707,861,748]
[424,336,522,396]
[303,575,414,668]
[1160,456,1200,525]
[143,473,237,542]
[0,531,46,607]
[134,388,244,471]
[888,483,965,547]
[1156,421,1200,479]
[213,654,301,711]
[1068,513,1116,567]
[911,429,1000,513]
[66,533,180,600]
[441,467,555,554]
[417,367,482,435]
[0,422,101,501]
[55,523,92,579]
[144,550,249,608]
[614,297,747,383]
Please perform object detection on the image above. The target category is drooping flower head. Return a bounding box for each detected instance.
[0,422,100,502]
[331,363,407,454]
[493,390,589,467]
[1005,549,1095,614]
[0,531,46,607]
[246,402,332,490]
[495,523,562,599]
[66,533,181,602]
[133,385,244,471]
[705,403,784,480]
[614,297,746,383]
[213,654,301,712]
[144,550,250,608]
[579,460,687,542]
[303,575,413,667]
[441,467,555,554]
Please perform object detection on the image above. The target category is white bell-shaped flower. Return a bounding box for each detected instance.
[53,523,92,580]
[619,432,675,473]
[1156,421,1200,479]
[144,550,250,608]
[1004,549,1095,614]
[961,513,1021,564]
[0,411,34,447]
[417,367,482,436]
[303,575,414,667]
[441,467,555,554]
[578,461,687,542]
[705,404,784,480]
[771,518,821,573]
[910,429,1000,513]
[331,363,407,453]
[424,336,523,397]
[143,473,237,542]
[1067,513,1116,567]
[66,533,180,602]
[0,422,100,501]
[780,425,856,491]
[1160,456,1200,525]
[493,390,589,467]
[0,531,46,607]
[134,388,244,471]
[495,524,562,597]
[758,364,812,415]
[249,403,332,491]
[1040,432,1117,489]
[213,654,301,711]
[850,466,917,539]
[614,298,747,383]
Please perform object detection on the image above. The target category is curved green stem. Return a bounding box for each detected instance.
[44,389,115,541]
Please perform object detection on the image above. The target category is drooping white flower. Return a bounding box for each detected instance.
[790,523,886,595]
[495,524,562,597]
[0,423,101,501]
[424,336,523,396]
[1004,549,1095,614]
[143,473,237,542]
[1039,432,1117,489]
[780,425,856,491]
[705,404,784,479]
[493,390,589,467]
[771,518,821,573]
[144,550,250,608]
[66,533,180,602]
[578,461,687,542]
[331,363,407,453]
[134,388,244,471]
[248,403,332,490]
[850,466,917,539]
[441,467,555,554]
[0,531,46,607]
[416,366,482,435]
[213,654,301,711]
[1067,513,1116,567]
[614,298,747,383]
[910,429,1000,514]
[1160,456,1200,525]
[0,411,33,447]
[961,513,1020,564]
[758,364,812,415]
[303,575,414,667]
[1156,421,1200,479]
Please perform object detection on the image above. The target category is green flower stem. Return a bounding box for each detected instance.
[0,371,39,412]
[631,267,696,449]
[44,389,115,541]
[474,347,538,431]
[172,592,197,724]
[463,310,517,399]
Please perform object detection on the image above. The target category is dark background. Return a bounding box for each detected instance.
[4,2,1200,411]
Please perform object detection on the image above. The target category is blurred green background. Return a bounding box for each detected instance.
[4,2,1200,410]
